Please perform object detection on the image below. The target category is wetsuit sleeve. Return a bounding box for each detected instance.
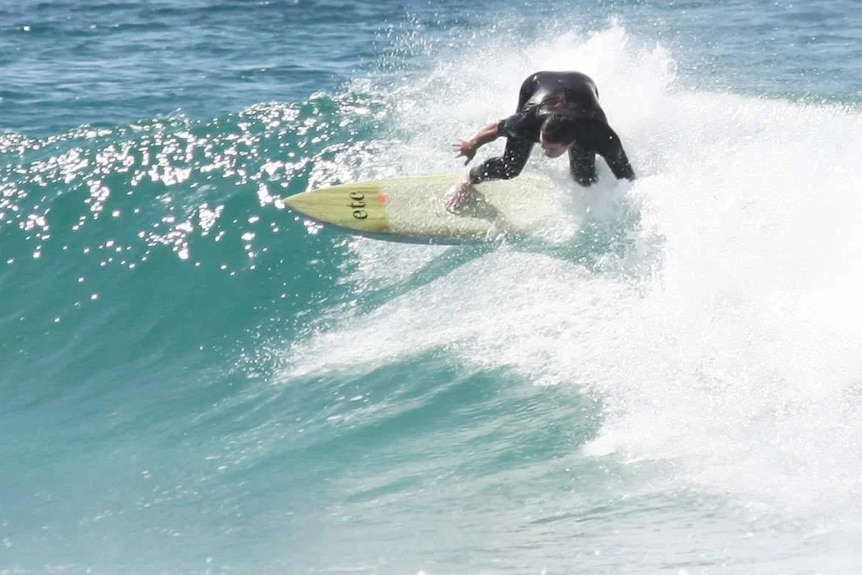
[591,123,636,180]
[497,110,542,141]
[498,113,526,139]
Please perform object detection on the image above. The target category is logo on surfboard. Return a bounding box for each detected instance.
[348,190,368,220]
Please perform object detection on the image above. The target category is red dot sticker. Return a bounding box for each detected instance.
[377,193,391,204]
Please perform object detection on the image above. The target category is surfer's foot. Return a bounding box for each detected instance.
[444,179,475,214]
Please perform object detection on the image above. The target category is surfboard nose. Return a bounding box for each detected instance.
[284,182,390,234]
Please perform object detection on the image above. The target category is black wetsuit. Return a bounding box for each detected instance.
[469,71,635,186]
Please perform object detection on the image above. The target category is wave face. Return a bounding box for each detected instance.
[2,1,862,573]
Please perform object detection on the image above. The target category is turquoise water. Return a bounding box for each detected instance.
[2,1,862,573]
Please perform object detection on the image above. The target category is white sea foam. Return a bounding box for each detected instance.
[287,23,862,532]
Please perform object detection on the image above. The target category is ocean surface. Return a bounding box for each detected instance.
[2,1,862,573]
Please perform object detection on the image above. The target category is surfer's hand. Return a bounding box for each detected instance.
[453,139,477,165]
[444,179,473,213]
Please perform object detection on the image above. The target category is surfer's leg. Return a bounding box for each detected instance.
[516,74,540,110]
[469,138,533,184]
[568,144,597,186]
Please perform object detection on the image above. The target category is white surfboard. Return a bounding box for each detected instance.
[283,174,567,244]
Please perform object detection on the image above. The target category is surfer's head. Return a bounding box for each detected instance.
[539,114,577,158]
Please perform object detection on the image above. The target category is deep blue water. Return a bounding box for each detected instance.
[2,1,862,573]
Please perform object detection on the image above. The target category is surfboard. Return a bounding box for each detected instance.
[283,174,565,244]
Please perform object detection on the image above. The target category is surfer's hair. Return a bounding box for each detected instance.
[540,114,578,144]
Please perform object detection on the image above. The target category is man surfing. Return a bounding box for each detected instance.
[446,71,636,213]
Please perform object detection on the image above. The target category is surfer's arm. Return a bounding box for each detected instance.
[593,123,636,181]
[453,122,501,165]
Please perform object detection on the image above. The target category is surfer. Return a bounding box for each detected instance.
[446,71,636,213]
